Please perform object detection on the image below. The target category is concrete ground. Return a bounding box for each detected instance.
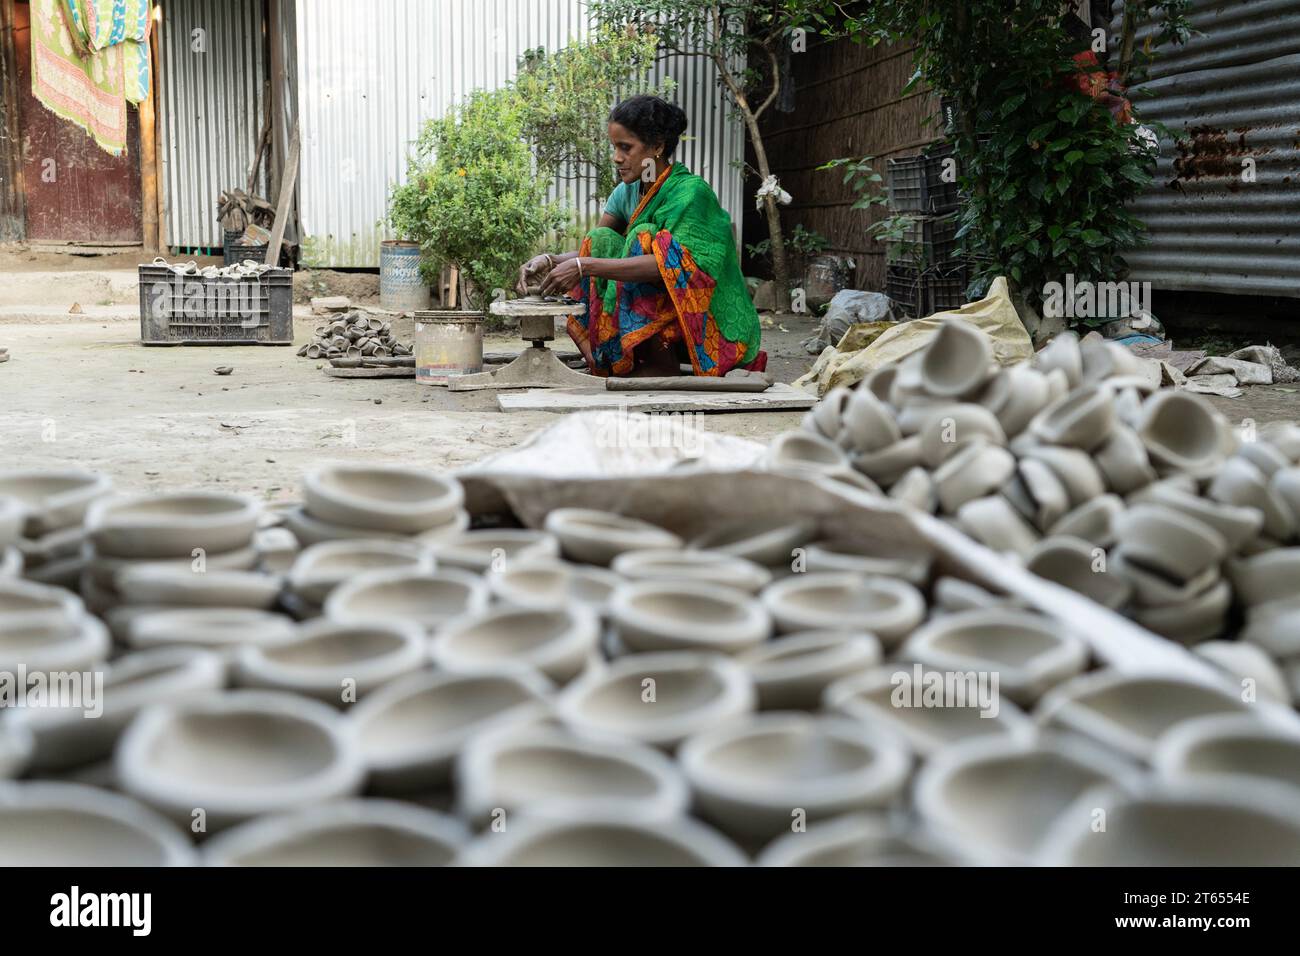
[0,259,816,502]
[2,249,1296,503]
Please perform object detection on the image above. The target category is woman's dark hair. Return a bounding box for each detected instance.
[609,95,688,158]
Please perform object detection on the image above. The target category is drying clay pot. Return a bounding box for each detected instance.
[913,734,1138,864]
[124,608,296,654]
[1260,421,1300,462]
[1012,457,1070,530]
[1135,481,1263,552]
[282,506,408,546]
[429,528,559,574]
[1193,641,1289,705]
[288,539,435,606]
[14,647,225,772]
[902,608,1088,706]
[837,388,901,453]
[1228,548,1300,607]
[0,469,112,537]
[255,527,300,575]
[0,781,195,866]
[0,722,33,779]
[1092,424,1156,494]
[918,404,1006,468]
[982,365,1053,438]
[85,492,260,560]
[202,800,470,866]
[1021,445,1106,507]
[324,567,490,633]
[757,812,965,867]
[1137,390,1227,475]
[455,723,690,827]
[806,386,852,439]
[347,669,553,794]
[933,577,1025,614]
[235,619,426,705]
[862,365,899,405]
[1237,440,1290,479]
[896,399,963,438]
[303,465,464,534]
[1154,713,1300,795]
[556,652,755,751]
[850,434,924,486]
[934,442,1017,513]
[689,517,816,567]
[1132,578,1232,645]
[760,572,925,646]
[765,430,854,482]
[430,605,600,684]
[116,690,365,831]
[0,576,84,622]
[1037,783,1300,866]
[85,544,261,592]
[1113,503,1228,584]
[0,611,109,675]
[680,713,911,842]
[823,667,1035,757]
[488,560,621,614]
[611,548,771,594]
[1272,466,1300,528]
[1026,536,1131,611]
[1029,385,1115,451]
[0,498,23,550]
[737,630,882,710]
[456,812,747,867]
[115,567,282,610]
[802,538,932,587]
[1241,596,1300,658]
[1108,551,1221,608]
[954,495,1040,557]
[919,319,993,397]
[889,467,937,513]
[1033,331,1083,388]
[1208,458,1295,541]
[1035,670,1251,762]
[610,580,771,655]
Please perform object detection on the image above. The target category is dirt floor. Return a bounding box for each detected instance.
[2,246,1296,503]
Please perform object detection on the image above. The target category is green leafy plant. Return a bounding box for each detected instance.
[747,223,829,261]
[593,0,848,313]
[818,154,922,266]
[514,27,672,203]
[813,0,1193,311]
[387,89,565,310]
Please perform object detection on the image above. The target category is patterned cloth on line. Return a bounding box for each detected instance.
[566,162,765,377]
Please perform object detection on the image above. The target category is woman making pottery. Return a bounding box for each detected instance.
[517,95,766,378]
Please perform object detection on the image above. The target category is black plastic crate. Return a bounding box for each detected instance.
[888,214,960,268]
[886,155,927,213]
[886,264,925,317]
[138,265,294,345]
[224,235,271,267]
[928,264,970,313]
[923,142,960,215]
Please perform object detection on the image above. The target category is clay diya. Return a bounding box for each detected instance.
[303,465,464,534]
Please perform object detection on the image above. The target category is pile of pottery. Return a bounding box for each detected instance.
[0,469,114,588]
[147,256,276,280]
[777,322,1300,683]
[3,446,1300,866]
[296,310,411,361]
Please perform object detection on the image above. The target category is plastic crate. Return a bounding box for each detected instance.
[886,155,927,213]
[923,142,960,215]
[888,214,960,268]
[224,235,271,267]
[927,264,970,313]
[885,264,925,317]
[138,265,294,345]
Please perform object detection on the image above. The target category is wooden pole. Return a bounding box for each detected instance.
[150,7,166,250]
[139,67,159,250]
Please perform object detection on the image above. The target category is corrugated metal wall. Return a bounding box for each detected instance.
[159,0,268,249]
[1117,0,1300,297]
[751,36,942,290]
[295,0,745,268]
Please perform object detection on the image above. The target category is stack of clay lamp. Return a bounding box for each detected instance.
[298,310,410,361]
[2,348,1300,864]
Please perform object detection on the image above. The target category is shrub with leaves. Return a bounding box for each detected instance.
[387,90,565,309]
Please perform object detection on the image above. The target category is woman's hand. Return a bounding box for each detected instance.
[540,256,585,297]
[516,254,554,295]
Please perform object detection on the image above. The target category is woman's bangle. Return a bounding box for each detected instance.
[577,257,584,279]
[544,254,556,269]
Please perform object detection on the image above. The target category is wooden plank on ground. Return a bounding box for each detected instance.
[497,382,817,414]
[324,366,416,379]
[264,123,300,266]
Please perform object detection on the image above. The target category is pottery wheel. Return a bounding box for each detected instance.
[451,296,594,392]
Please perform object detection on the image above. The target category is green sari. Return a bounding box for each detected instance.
[566,163,765,376]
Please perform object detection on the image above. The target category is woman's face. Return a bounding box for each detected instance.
[609,122,660,185]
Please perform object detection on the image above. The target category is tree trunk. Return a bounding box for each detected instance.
[743,111,791,313]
